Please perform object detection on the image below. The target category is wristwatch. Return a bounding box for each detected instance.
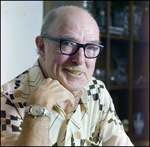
[25,104,51,118]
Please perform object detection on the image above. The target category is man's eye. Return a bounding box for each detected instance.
[87,47,94,50]
[63,42,70,46]
[62,41,77,49]
[63,41,74,46]
[87,46,99,50]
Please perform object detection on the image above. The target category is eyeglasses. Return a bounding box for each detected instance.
[42,35,104,58]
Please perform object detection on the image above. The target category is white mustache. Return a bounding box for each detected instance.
[64,66,87,74]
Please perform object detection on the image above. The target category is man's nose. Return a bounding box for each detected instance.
[71,47,85,65]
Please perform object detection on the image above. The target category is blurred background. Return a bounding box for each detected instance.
[1,1,149,146]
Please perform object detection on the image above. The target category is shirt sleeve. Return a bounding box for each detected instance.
[99,88,134,146]
[1,93,23,146]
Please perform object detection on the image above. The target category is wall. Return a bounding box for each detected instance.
[1,1,43,85]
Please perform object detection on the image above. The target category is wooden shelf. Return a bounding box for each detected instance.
[100,33,107,38]
[133,38,149,44]
[133,140,149,146]
[110,35,130,41]
[107,85,148,91]
[108,86,129,91]
[132,85,149,90]
[101,33,130,41]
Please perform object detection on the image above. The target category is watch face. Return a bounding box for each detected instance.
[30,105,43,116]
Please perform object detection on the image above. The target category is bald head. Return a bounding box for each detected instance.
[41,5,99,36]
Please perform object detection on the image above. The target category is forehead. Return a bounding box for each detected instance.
[51,9,99,42]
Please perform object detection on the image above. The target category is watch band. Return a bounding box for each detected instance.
[25,105,30,113]
[43,107,51,118]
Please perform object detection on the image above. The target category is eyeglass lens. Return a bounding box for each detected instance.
[61,41,101,58]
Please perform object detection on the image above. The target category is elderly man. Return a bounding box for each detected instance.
[1,6,133,146]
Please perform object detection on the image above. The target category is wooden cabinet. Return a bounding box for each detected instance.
[44,1,149,146]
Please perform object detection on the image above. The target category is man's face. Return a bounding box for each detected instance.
[43,10,100,95]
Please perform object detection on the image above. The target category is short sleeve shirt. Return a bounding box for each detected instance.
[1,60,133,146]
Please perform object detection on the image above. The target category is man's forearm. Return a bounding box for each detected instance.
[16,114,50,146]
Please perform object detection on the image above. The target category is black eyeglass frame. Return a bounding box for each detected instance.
[42,35,104,58]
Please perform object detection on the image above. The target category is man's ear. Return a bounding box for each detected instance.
[35,36,45,60]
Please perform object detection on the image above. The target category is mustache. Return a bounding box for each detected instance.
[64,65,87,73]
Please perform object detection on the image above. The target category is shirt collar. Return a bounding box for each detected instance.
[28,59,45,93]
[79,88,90,114]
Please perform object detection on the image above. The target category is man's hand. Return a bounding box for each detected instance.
[16,78,75,146]
[27,78,75,111]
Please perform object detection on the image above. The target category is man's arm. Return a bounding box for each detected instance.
[15,78,74,146]
[16,114,50,145]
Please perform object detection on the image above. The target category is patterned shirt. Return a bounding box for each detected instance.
[1,59,133,146]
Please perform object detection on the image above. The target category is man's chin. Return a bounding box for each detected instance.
[61,80,85,94]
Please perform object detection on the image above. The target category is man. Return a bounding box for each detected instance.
[1,6,133,146]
